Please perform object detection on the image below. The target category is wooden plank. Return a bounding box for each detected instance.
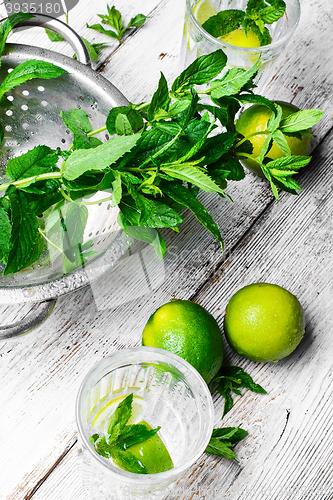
[1,0,333,498]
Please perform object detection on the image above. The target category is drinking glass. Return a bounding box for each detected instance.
[76,346,214,499]
[181,0,301,89]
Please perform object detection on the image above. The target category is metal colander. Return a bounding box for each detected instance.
[0,15,132,338]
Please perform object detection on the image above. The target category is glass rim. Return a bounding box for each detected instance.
[185,0,301,54]
[75,346,215,483]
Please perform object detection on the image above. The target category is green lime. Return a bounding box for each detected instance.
[236,101,312,176]
[142,300,224,384]
[223,283,305,362]
[127,421,174,474]
[220,28,262,48]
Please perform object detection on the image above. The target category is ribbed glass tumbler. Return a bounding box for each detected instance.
[76,346,214,500]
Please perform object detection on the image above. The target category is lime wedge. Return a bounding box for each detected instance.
[193,0,218,26]
[91,395,147,434]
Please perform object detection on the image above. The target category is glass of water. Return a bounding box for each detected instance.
[181,0,301,89]
[76,346,214,500]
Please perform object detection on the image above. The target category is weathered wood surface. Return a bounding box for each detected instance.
[1,0,333,499]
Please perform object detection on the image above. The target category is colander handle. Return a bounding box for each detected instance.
[0,299,56,340]
[14,13,90,65]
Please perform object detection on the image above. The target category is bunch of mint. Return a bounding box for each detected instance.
[0,44,323,276]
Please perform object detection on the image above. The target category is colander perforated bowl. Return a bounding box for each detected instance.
[0,14,131,338]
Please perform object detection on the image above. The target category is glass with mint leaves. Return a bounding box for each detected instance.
[181,0,300,89]
[76,347,214,499]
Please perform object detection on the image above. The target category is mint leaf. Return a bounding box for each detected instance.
[279,109,324,133]
[60,109,100,150]
[117,424,161,450]
[172,50,227,92]
[45,29,65,42]
[205,426,248,459]
[0,206,11,264]
[6,145,59,182]
[63,133,141,180]
[266,155,311,172]
[148,72,171,122]
[106,393,133,445]
[62,203,88,263]
[106,106,143,135]
[212,366,266,417]
[161,164,224,194]
[202,10,245,38]
[0,13,34,59]
[260,5,285,23]
[118,218,166,259]
[127,13,146,28]
[144,200,183,228]
[210,58,261,99]
[0,60,67,99]
[86,23,119,38]
[111,448,147,474]
[160,180,223,248]
[272,129,291,156]
[3,186,41,275]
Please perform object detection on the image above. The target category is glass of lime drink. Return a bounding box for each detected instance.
[76,346,214,500]
[181,0,301,90]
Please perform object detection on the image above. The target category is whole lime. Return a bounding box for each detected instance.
[236,101,312,176]
[223,283,305,362]
[142,300,223,384]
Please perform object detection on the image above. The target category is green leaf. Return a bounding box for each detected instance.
[161,164,224,194]
[272,129,291,156]
[0,206,11,264]
[106,106,143,135]
[210,57,261,99]
[0,13,34,59]
[3,186,41,275]
[60,109,98,150]
[103,5,123,32]
[202,10,245,38]
[260,5,285,23]
[110,170,122,207]
[279,109,324,133]
[26,179,62,214]
[160,180,223,248]
[127,13,146,28]
[213,366,266,417]
[144,200,183,228]
[63,133,141,180]
[111,448,147,474]
[6,145,59,182]
[118,424,161,450]
[148,73,171,122]
[266,155,311,172]
[45,29,65,42]
[118,217,166,259]
[237,93,277,114]
[0,60,68,99]
[206,438,238,459]
[80,37,99,61]
[61,109,92,135]
[86,23,119,38]
[62,203,88,263]
[205,426,248,459]
[106,393,133,445]
[172,50,228,92]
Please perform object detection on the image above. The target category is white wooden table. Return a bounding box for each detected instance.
[1,0,333,499]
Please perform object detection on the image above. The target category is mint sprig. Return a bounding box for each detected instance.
[89,393,161,474]
[206,426,248,460]
[202,0,286,46]
[87,4,146,45]
[211,366,267,417]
